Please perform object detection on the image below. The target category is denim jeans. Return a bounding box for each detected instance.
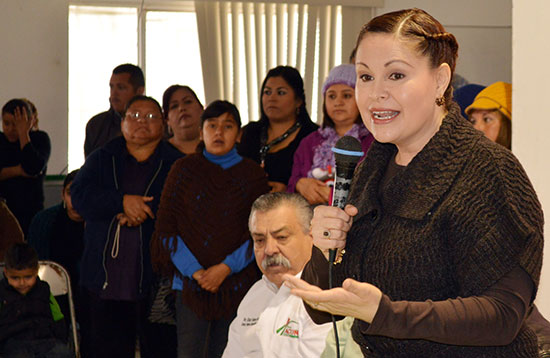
[80,288,149,358]
[175,291,235,358]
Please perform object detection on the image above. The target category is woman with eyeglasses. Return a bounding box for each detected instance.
[71,95,183,358]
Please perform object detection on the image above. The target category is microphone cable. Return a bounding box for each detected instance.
[328,249,340,358]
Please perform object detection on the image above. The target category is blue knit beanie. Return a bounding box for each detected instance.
[322,64,356,96]
[454,84,485,119]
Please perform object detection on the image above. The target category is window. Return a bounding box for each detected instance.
[194,2,342,127]
[68,4,203,171]
[145,11,204,107]
[68,6,139,170]
[68,1,343,171]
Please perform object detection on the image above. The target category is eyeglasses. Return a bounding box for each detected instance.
[125,111,162,123]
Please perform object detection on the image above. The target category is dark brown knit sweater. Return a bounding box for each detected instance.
[152,153,270,320]
[310,104,543,357]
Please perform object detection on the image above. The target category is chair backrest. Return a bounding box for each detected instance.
[0,260,80,358]
[38,261,70,295]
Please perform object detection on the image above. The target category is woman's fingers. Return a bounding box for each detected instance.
[310,205,357,250]
[142,204,155,219]
[288,283,347,313]
[311,219,352,250]
[285,275,383,322]
[312,217,351,236]
[283,274,320,291]
[14,106,32,133]
[283,275,328,308]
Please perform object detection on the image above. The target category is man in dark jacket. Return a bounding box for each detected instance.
[72,95,182,358]
[84,63,145,158]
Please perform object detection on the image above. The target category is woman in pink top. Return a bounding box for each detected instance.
[288,64,373,204]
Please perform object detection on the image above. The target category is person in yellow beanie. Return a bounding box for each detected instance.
[465,81,512,149]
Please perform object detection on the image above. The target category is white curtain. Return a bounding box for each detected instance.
[194,0,374,124]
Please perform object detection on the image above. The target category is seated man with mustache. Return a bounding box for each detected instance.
[223,193,332,357]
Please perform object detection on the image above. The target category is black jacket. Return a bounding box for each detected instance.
[238,119,318,185]
[0,130,51,233]
[71,137,183,295]
[0,278,65,345]
[84,108,122,158]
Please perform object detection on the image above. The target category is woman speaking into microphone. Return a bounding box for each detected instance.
[285,8,543,357]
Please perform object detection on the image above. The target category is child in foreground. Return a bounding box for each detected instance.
[0,243,72,358]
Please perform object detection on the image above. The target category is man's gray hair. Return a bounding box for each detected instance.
[249,192,312,234]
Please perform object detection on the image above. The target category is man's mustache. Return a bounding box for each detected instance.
[261,254,291,270]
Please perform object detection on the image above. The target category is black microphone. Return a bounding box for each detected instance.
[329,136,363,263]
[327,136,363,358]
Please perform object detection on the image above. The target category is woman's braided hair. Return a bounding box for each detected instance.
[355,8,459,109]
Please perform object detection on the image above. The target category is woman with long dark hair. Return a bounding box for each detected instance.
[239,66,318,192]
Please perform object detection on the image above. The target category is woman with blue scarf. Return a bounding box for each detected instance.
[151,100,270,358]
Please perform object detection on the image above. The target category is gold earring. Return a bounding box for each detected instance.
[435,96,445,107]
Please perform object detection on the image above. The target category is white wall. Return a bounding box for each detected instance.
[513,0,550,318]
[0,0,69,175]
[374,0,512,85]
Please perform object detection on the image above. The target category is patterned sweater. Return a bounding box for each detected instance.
[308,103,543,357]
[152,153,270,320]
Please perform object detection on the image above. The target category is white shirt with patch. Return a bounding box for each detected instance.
[223,274,332,358]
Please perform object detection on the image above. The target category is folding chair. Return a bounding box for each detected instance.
[0,260,80,358]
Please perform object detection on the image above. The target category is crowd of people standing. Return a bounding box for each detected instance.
[1,6,548,358]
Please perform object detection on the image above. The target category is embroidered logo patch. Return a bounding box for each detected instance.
[276,318,299,338]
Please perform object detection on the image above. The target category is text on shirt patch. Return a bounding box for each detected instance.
[241,317,259,326]
[276,318,299,338]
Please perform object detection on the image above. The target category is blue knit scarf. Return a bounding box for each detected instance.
[203,147,243,169]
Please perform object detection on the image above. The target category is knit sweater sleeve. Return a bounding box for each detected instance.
[301,246,344,325]
[170,236,253,277]
[170,235,203,277]
[447,143,544,300]
[222,240,254,274]
[363,266,533,346]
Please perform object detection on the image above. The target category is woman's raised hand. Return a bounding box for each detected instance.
[311,204,358,256]
[14,106,35,147]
